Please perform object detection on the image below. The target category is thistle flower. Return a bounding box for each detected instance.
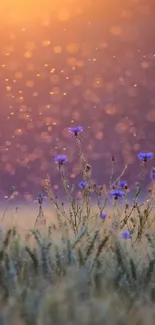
[99,212,107,220]
[79,181,88,189]
[150,167,155,181]
[138,152,153,163]
[54,155,67,167]
[121,231,131,239]
[68,126,83,137]
[119,180,128,189]
[110,189,125,200]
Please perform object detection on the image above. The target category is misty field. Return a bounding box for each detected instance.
[1,206,155,325]
[0,128,155,325]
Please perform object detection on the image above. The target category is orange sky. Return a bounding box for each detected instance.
[0,0,129,23]
[0,0,82,21]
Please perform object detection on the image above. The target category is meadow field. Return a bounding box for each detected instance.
[0,130,155,325]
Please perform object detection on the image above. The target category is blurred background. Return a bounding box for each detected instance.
[0,0,155,202]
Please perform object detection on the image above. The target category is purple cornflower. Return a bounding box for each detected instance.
[99,212,107,220]
[34,192,47,204]
[79,181,88,189]
[138,152,153,163]
[121,231,131,239]
[68,126,83,137]
[119,180,128,189]
[54,155,67,167]
[150,168,155,181]
[110,190,125,200]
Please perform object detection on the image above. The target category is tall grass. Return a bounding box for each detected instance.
[0,128,155,324]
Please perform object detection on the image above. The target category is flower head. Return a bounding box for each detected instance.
[54,155,67,166]
[79,181,88,189]
[99,212,107,220]
[110,189,125,199]
[34,192,47,204]
[119,180,128,189]
[121,231,131,239]
[138,152,153,163]
[68,126,83,137]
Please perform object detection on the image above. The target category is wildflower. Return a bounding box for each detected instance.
[150,167,155,181]
[121,231,131,239]
[34,192,47,204]
[79,181,88,189]
[38,192,46,204]
[138,152,153,163]
[99,212,107,220]
[54,155,67,167]
[110,189,125,200]
[68,126,83,137]
[119,180,128,189]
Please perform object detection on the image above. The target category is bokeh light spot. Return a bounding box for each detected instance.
[110,26,122,36]
[24,51,33,58]
[26,80,34,88]
[57,8,71,21]
[53,46,62,54]
[66,43,80,54]
[14,72,23,79]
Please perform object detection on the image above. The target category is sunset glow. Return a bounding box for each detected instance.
[0,0,154,198]
[0,0,84,22]
[0,0,123,23]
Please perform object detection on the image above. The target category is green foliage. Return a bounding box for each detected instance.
[0,223,155,325]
